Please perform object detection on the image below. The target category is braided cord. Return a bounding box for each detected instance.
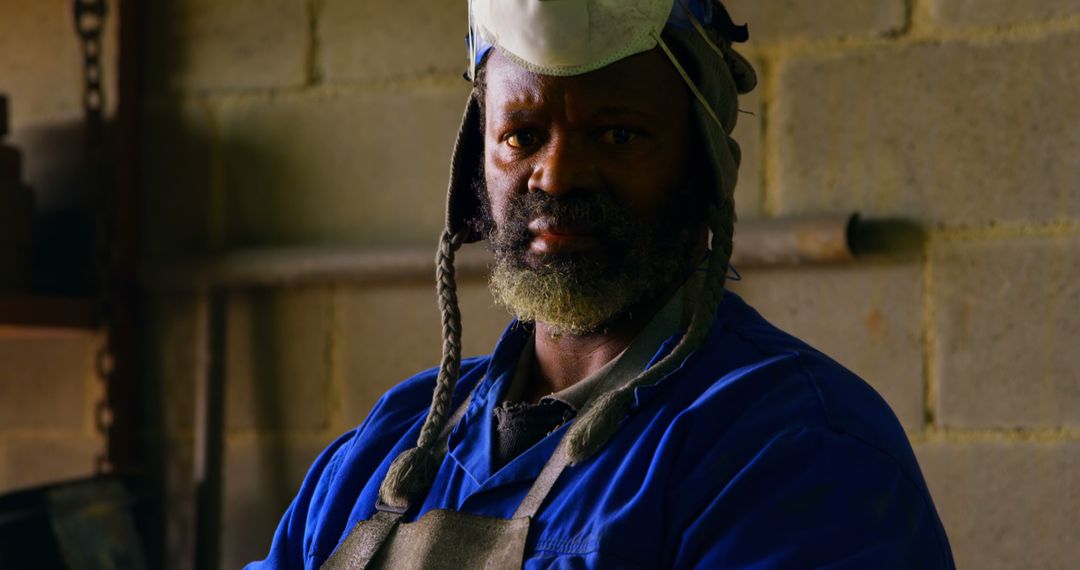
[378,229,465,510]
[419,229,466,449]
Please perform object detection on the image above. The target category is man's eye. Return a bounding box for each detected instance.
[601,128,637,145]
[506,131,538,149]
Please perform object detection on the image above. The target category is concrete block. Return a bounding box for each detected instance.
[221,435,329,569]
[730,262,925,430]
[916,441,1080,569]
[320,0,467,83]
[775,32,1080,227]
[0,0,119,124]
[144,0,308,92]
[929,0,1080,29]
[226,287,333,431]
[141,99,220,258]
[733,86,763,220]
[932,236,1080,428]
[0,434,100,493]
[724,0,905,45]
[217,84,470,247]
[0,334,97,430]
[341,278,508,425]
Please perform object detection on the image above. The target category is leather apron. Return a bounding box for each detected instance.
[322,291,687,570]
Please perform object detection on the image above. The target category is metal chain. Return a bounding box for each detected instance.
[74,0,114,474]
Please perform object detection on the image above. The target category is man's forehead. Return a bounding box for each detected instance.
[484,49,687,114]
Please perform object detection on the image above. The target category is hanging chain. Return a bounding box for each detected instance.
[74,0,115,474]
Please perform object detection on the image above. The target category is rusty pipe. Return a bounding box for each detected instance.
[730,213,924,267]
[730,214,856,267]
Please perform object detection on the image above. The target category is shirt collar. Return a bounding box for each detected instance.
[501,283,689,411]
[446,281,694,490]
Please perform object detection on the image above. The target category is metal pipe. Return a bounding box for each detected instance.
[149,215,922,291]
[152,246,494,291]
[730,214,855,267]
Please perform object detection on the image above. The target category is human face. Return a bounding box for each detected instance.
[482,49,700,334]
[483,49,695,261]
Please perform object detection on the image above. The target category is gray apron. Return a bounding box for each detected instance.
[323,291,687,570]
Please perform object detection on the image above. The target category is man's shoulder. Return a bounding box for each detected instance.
[658,295,951,566]
[680,291,915,468]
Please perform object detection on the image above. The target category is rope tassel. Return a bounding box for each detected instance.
[378,229,465,510]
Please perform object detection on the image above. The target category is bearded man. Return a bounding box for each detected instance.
[250,1,954,568]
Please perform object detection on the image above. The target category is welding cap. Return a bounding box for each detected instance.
[379,0,757,510]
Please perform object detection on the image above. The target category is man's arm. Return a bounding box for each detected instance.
[243,360,480,568]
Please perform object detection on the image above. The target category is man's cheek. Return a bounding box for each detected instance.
[486,187,509,227]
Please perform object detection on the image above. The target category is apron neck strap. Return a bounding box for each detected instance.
[513,437,573,519]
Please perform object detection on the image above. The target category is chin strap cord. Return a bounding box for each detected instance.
[379,228,465,510]
[653,31,725,132]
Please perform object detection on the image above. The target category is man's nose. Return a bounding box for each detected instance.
[527,135,600,197]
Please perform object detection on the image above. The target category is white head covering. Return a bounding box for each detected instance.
[471,0,674,76]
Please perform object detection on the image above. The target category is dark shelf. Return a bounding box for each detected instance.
[0,294,97,335]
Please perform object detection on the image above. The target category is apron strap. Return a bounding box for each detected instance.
[324,392,477,570]
[513,441,572,519]
[322,510,404,570]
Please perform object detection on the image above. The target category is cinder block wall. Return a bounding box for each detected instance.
[140,1,1080,568]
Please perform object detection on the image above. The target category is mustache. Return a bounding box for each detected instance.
[489,190,636,250]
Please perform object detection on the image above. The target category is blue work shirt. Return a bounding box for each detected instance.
[249,291,954,568]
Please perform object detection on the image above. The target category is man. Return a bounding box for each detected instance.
[251,1,954,567]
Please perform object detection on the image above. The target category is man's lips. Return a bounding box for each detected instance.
[527,218,600,254]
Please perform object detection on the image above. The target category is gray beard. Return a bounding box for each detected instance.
[485,191,698,336]
[488,256,673,337]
